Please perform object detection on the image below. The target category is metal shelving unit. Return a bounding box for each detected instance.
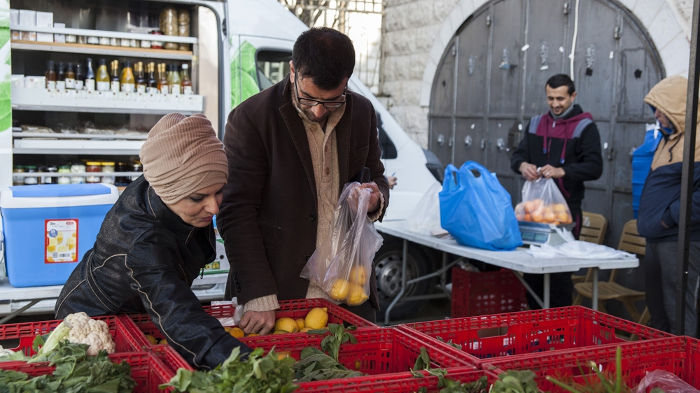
[12,41,193,61]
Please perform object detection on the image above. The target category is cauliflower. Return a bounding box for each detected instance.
[34,312,117,359]
[0,345,14,357]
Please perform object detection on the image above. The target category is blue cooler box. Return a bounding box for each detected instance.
[0,184,119,287]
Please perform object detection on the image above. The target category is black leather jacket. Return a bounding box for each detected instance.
[55,176,250,369]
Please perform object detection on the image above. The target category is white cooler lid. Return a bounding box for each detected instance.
[0,184,119,209]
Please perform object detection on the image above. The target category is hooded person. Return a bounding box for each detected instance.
[637,75,700,336]
[55,113,251,369]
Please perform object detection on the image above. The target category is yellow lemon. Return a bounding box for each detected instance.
[300,327,313,333]
[305,307,329,330]
[246,333,260,337]
[277,351,292,360]
[274,317,298,333]
[145,334,158,345]
[329,279,350,300]
[273,330,288,335]
[347,284,369,306]
[223,326,232,332]
[349,265,368,285]
[229,327,245,338]
[295,318,305,331]
[159,338,168,345]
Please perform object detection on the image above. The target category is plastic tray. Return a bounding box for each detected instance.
[451,268,527,317]
[0,352,174,393]
[401,306,672,365]
[127,298,378,349]
[0,315,145,356]
[483,337,700,392]
[296,368,497,393]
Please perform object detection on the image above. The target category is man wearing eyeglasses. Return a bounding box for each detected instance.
[218,27,390,335]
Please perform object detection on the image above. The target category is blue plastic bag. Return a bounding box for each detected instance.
[439,161,523,251]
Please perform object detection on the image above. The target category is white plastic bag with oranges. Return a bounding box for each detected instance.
[515,178,572,225]
[300,182,384,306]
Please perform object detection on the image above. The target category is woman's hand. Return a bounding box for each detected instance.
[239,310,276,335]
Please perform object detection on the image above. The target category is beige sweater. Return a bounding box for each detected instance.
[243,90,384,313]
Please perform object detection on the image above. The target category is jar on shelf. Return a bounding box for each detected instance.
[78,36,87,45]
[150,30,163,49]
[57,165,71,184]
[160,6,179,50]
[100,37,110,46]
[24,165,38,185]
[71,163,86,184]
[86,162,102,183]
[12,165,25,186]
[66,34,77,43]
[44,166,58,184]
[115,162,130,186]
[101,161,115,185]
[130,162,143,181]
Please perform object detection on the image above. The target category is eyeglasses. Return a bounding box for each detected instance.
[294,78,347,109]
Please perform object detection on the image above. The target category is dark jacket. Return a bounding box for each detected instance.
[510,104,603,211]
[637,162,700,242]
[55,176,250,369]
[217,75,389,308]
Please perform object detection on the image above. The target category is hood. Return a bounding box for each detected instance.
[643,75,695,135]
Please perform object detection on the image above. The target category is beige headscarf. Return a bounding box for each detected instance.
[140,113,228,204]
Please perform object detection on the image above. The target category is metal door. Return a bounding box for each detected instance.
[429,38,457,166]
[428,0,664,247]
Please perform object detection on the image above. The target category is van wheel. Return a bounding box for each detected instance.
[374,237,432,321]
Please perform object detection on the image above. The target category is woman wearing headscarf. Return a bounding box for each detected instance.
[55,113,250,369]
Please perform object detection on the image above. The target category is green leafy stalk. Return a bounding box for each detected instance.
[312,324,357,362]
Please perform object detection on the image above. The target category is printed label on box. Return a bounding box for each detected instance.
[45,219,79,263]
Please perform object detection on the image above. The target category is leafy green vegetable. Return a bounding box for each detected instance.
[308,324,357,363]
[411,348,490,393]
[0,341,135,392]
[435,336,463,350]
[546,346,630,393]
[292,347,364,382]
[161,347,298,393]
[412,347,431,374]
[491,370,539,393]
[30,322,72,363]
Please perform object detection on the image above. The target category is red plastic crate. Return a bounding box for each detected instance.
[451,267,527,317]
[151,345,194,374]
[127,298,378,350]
[245,327,475,384]
[0,314,145,356]
[400,306,672,366]
[483,337,700,392]
[0,352,174,393]
[297,368,498,393]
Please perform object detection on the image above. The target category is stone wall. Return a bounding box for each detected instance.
[381,0,694,148]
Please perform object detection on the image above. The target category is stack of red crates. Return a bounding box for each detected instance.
[4,302,698,392]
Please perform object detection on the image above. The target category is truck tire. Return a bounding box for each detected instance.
[374,237,433,320]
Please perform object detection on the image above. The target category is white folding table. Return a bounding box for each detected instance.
[375,220,639,325]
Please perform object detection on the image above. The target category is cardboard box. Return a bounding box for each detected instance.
[18,9,35,26]
[54,22,65,43]
[35,11,53,27]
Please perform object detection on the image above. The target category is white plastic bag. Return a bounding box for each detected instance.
[635,370,700,393]
[300,183,384,306]
[210,299,243,326]
[515,178,572,225]
[408,182,443,236]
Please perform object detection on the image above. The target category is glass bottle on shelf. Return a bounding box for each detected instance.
[135,62,146,93]
[24,165,38,185]
[65,63,75,90]
[110,60,120,93]
[169,63,181,95]
[12,166,25,186]
[86,162,101,184]
[101,162,115,184]
[75,63,84,91]
[45,166,57,184]
[147,62,157,94]
[157,63,169,94]
[45,61,56,89]
[85,58,96,91]
[56,62,66,91]
[71,162,86,184]
[181,64,192,95]
[120,60,135,93]
[96,59,110,92]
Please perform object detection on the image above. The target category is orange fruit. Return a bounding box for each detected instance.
[229,327,245,338]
